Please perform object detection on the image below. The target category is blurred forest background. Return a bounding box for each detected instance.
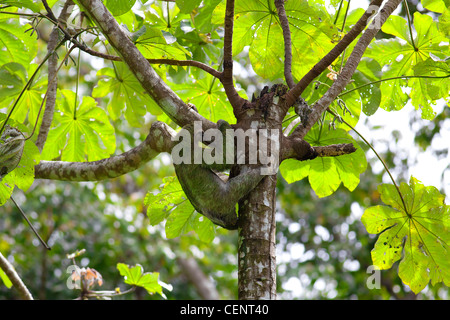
[1,0,449,299]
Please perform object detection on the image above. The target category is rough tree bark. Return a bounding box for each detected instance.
[237,0,403,300]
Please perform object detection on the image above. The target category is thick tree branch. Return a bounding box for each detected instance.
[275,0,295,89]
[76,0,214,129]
[35,122,175,181]
[283,0,384,109]
[291,0,402,140]
[314,144,357,157]
[221,0,249,115]
[281,134,356,162]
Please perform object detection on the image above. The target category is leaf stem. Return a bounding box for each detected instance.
[403,0,417,51]
[339,74,450,97]
[27,45,78,141]
[326,108,408,213]
[74,48,81,120]
[333,0,345,26]
[10,195,51,250]
[166,0,171,29]
[339,0,351,73]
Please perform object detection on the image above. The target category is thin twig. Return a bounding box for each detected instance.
[339,74,450,97]
[283,0,384,109]
[27,45,78,141]
[291,0,403,140]
[10,196,51,250]
[147,59,222,78]
[326,108,408,213]
[0,44,63,137]
[77,0,215,128]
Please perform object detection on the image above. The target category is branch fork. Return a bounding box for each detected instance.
[33,0,402,183]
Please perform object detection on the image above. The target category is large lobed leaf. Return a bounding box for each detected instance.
[92,63,161,127]
[0,19,37,67]
[41,89,116,162]
[116,263,167,298]
[361,176,450,293]
[364,12,450,119]
[228,0,334,81]
[171,74,238,123]
[0,62,47,124]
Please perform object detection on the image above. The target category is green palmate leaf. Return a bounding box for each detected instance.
[165,200,197,238]
[350,58,383,116]
[104,0,136,16]
[92,63,161,127]
[421,0,449,13]
[231,0,333,81]
[173,27,222,67]
[145,176,183,226]
[0,62,47,124]
[439,7,450,37]
[361,176,450,293]
[145,176,216,242]
[279,126,367,198]
[413,58,450,104]
[116,263,165,298]
[192,214,216,243]
[0,19,37,67]
[135,26,190,60]
[0,0,40,12]
[365,12,450,119]
[41,89,116,162]
[249,17,284,80]
[191,0,222,33]
[145,3,190,34]
[172,74,238,123]
[176,0,203,14]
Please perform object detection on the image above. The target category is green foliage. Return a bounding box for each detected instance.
[104,0,137,17]
[280,125,367,198]
[0,266,12,289]
[0,1,40,12]
[135,26,191,60]
[226,0,334,81]
[0,62,47,124]
[117,263,166,298]
[365,12,450,119]
[362,177,450,293]
[92,63,161,127]
[172,74,238,123]
[0,18,37,67]
[145,176,216,243]
[41,89,116,162]
[0,0,449,298]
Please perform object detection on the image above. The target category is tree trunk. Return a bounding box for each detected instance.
[238,174,277,300]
